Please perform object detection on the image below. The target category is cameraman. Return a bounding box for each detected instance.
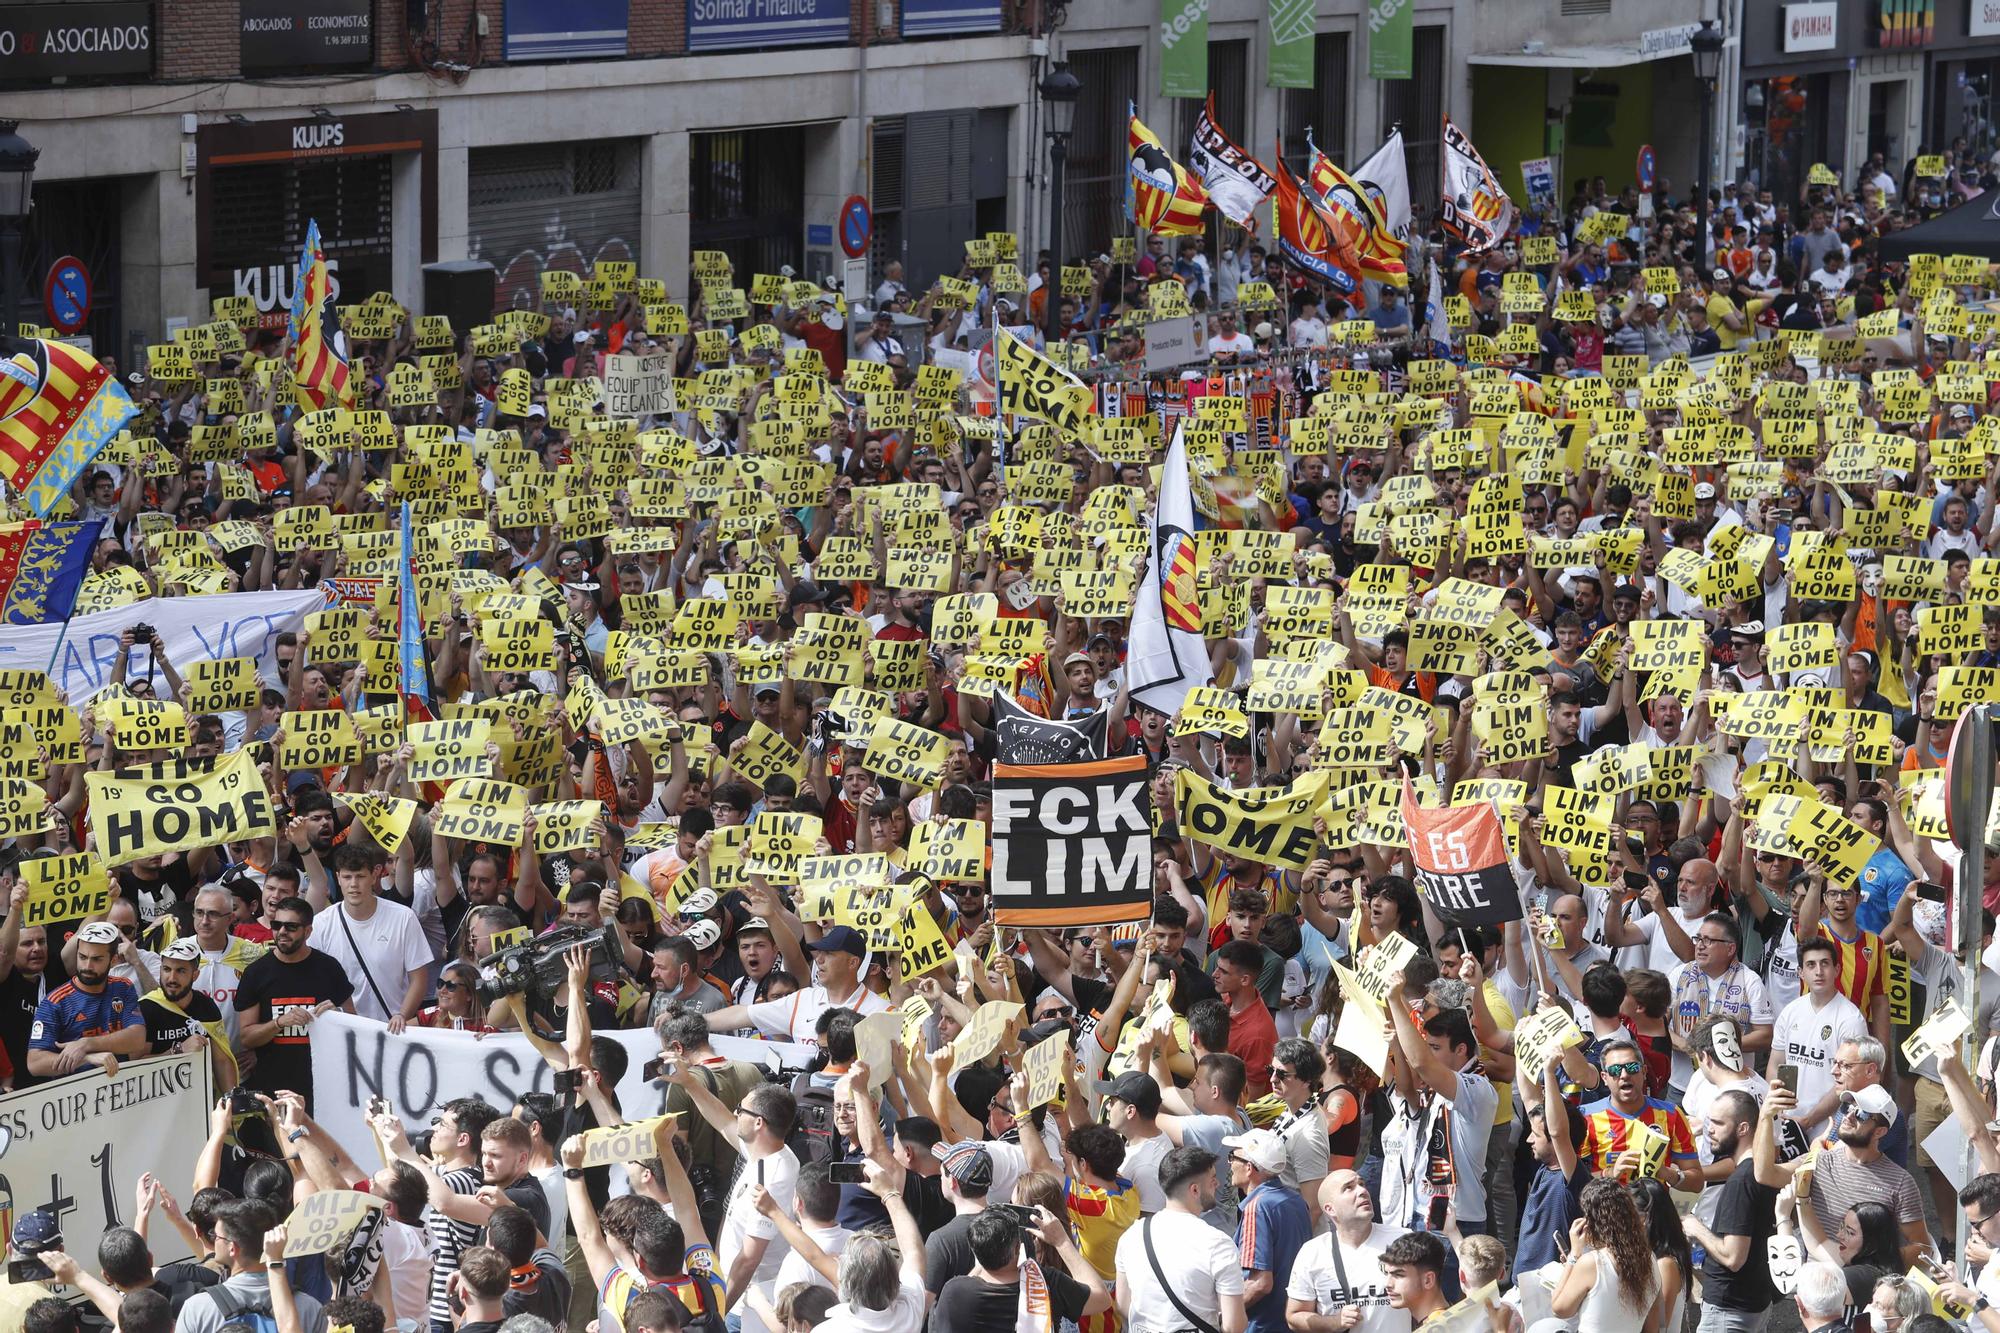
[656,1007,766,1242]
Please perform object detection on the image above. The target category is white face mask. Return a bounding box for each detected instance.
[1710,1023,1744,1072]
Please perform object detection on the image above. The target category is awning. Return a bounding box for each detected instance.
[1467,44,1663,69]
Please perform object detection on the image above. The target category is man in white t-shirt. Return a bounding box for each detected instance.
[1115,1144,1246,1333]
[774,1161,851,1292]
[307,847,433,1027]
[1205,312,1255,360]
[1771,936,1870,1140]
[1286,1170,1412,1333]
[666,1065,802,1333]
[703,926,888,1042]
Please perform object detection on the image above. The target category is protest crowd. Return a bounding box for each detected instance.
[14,89,2000,1333]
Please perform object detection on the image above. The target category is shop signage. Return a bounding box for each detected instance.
[902,0,1000,36]
[688,0,849,51]
[1974,0,2000,36]
[0,2,152,81]
[505,0,627,60]
[1874,0,1934,47]
[241,0,370,71]
[1784,2,1838,50]
[1640,22,1698,58]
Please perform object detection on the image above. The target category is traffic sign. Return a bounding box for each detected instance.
[1946,707,1994,848]
[1636,144,1657,192]
[43,256,90,335]
[839,196,872,258]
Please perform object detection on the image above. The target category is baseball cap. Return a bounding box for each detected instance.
[1221,1128,1288,1175]
[1951,404,1975,420]
[933,1141,994,1191]
[1695,481,1717,500]
[738,916,774,939]
[1713,267,1731,283]
[753,684,783,699]
[527,403,548,419]
[789,580,832,610]
[807,925,867,958]
[1104,1071,1163,1117]
[1611,580,1642,603]
[12,1208,59,1254]
[684,919,723,951]
[1062,651,1092,668]
[1252,322,1277,341]
[1087,631,1115,649]
[1841,1085,1898,1126]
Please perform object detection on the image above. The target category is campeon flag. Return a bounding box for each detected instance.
[1126,420,1212,718]
[1306,132,1406,282]
[288,219,355,412]
[1188,95,1274,232]
[1271,148,1357,295]
[1128,106,1210,237]
[0,339,138,518]
[1439,118,1515,254]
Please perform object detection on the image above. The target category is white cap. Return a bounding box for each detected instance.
[1220,1128,1288,1175]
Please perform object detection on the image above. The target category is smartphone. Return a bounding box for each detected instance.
[994,1203,1038,1227]
[1918,881,1950,903]
[7,1256,50,1284]
[643,1056,668,1084]
[757,1158,765,1186]
[1624,833,1646,858]
[1623,871,1650,892]
[1426,1195,1449,1231]
[553,1068,583,1093]
[367,1095,390,1118]
[827,1161,868,1185]
[1553,1230,1570,1262]
[1776,1064,1799,1097]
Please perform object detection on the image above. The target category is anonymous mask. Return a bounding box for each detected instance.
[1862,563,1884,597]
[1709,1020,1743,1072]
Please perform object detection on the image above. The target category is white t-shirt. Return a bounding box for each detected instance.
[776,1220,850,1292]
[745,982,889,1042]
[1771,991,1868,1138]
[1206,331,1255,355]
[815,1269,926,1333]
[1122,1133,1173,1213]
[381,1215,434,1327]
[1616,902,1706,975]
[307,898,434,1022]
[723,1145,800,1333]
[531,1162,571,1251]
[1286,1223,1414,1333]
[1114,1210,1245,1333]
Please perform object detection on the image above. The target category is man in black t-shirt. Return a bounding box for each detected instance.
[0,882,56,1087]
[142,939,238,1088]
[234,896,354,1110]
[1680,1087,1780,1317]
[477,1117,554,1238]
[932,1207,1109,1333]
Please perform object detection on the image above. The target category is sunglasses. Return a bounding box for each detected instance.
[1602,1060,1645,1078]
[272,919,309,932]
[1269,1066,1296,1081]
[438,979,466,993]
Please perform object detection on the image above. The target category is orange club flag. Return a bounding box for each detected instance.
[1127,106,1210,237]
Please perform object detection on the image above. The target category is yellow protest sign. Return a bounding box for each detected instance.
[0,777,47,839]
[1019,1029,1072,1110]
[183,657,262,714]
[338,793,419,856]
[531,800,604,854]
[733,721,804,787]
[433,777,529,846]
[84,750,276,867]
[897,900,955,982]
[277,709,363,770]
[1901,998,1971,1068]
[282,1190,386,1258]
[19,852,112,929]
[950,999,1024,1067]
[863,717,950,787]
[407,718,492,784]
[577,1115,676,1167]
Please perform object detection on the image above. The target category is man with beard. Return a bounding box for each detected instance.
[1758,1079,1927,1267]
[234,895,354,1111]
[1114,1146,1245,1333]
[140,938,238,1091]
[26,922,148,1078]
[1680,1089,1780,1333]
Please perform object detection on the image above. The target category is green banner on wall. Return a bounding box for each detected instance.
[1267,0,1315,88]
[1369,0,1412,79]
[1160,0,1210,98]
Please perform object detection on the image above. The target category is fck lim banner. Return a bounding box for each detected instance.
[992,754,1153,927]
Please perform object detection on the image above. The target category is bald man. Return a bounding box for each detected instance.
[1606,859,1714,973]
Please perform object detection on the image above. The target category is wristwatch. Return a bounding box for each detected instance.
[564,1168,586,1180]
[286,1128,308,1144]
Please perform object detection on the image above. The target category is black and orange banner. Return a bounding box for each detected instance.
[992,753,1152,926]
[1400,777,1523,928]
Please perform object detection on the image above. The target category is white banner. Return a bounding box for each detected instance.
[0,589,322,705]
[0,1054,210,1298]
[309,1012,814,1167]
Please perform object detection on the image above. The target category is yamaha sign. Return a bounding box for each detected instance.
[1784,1,1838,50]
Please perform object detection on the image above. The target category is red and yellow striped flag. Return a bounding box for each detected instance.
[1127,109,1209,237]
[288,219,353,412]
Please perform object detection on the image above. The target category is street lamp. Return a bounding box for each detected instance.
[1041,60,1081,347]
[0,122,38,340]
[1689,21,1724,271]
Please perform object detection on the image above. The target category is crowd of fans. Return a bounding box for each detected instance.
[10,134,2000,1333]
